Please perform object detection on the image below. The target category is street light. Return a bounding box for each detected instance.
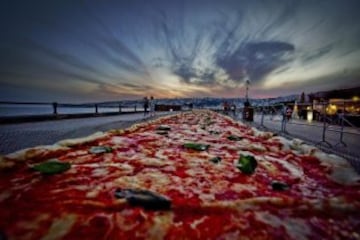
[245,78,250,102]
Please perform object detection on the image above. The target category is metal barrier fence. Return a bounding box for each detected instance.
[252,102,359,147]
[213,102,360,168]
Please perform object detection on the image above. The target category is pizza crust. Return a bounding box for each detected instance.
[312,151,360,185]
[265,135,360,185]
[57,131,108,147]
[4,145,69,163]
[0,155,15,169]
[289,139,360,185]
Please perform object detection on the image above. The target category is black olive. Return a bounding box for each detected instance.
[271,181,289,191]
[209,157,222,164]
[115,189,171,210]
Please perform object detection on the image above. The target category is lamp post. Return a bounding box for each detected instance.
[245,79,250,102]
[242,76,253,122]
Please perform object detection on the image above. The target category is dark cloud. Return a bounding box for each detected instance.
[153,5,297,87]
[1,0,360,101]
[216,41,295,83]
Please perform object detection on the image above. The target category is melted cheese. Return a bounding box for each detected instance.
[41,214,77,240]
[264,155,304,179]
[86,185,103,198]
[136,157,169,167]
[230,183,257,193]
[0,156,15,169]
[147,213,174,240]
[255,211,310,240]
[313,152,360,185]
[17,214,50,233]
[190,216,208,230]
[92,168,109,177]
[0,191,12,202]
[115,169,171,190]
[251,127,274,139]
[272,136,292,151]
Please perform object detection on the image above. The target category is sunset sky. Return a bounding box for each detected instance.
[1,0,360,103]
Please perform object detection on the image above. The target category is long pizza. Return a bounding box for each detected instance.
[0,110,359,239]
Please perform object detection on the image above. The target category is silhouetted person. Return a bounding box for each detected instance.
[223,101,230,115]
[149,96,155,117]
[231,103,236,117]
[143,96,149,117]
[189,102,193,110]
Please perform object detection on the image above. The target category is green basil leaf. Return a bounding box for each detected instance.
[89,146,113,154]
[32,160,71,175]
[183,143,210,151]
[209,156,221,163]
[227,135,243,141]
[156,125,171,131]
[271,181,289,191]
[237,155,257,174]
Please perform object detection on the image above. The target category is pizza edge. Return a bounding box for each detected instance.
[0,113,175,168]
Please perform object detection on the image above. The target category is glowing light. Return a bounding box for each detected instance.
[326,104,337,115]
[307,109,313,122]
[353,96,359,101]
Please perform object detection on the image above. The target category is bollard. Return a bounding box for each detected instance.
[95,104,98,114]
[119,104,122,113]
[134,105,137,112]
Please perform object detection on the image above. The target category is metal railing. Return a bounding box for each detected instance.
[0,101,144,117]
[0,101,145,124]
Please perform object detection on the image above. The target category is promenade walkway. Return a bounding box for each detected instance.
[0,113,165,155]
[248,114,360,171]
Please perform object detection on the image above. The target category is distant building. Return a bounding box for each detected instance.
[308,86,360,116]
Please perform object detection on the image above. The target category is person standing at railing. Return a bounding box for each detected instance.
[231,103,236,117]
[143,96,149,117]
[149,96,156,117]
[286,107,292,121]
[223,101,230,115]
